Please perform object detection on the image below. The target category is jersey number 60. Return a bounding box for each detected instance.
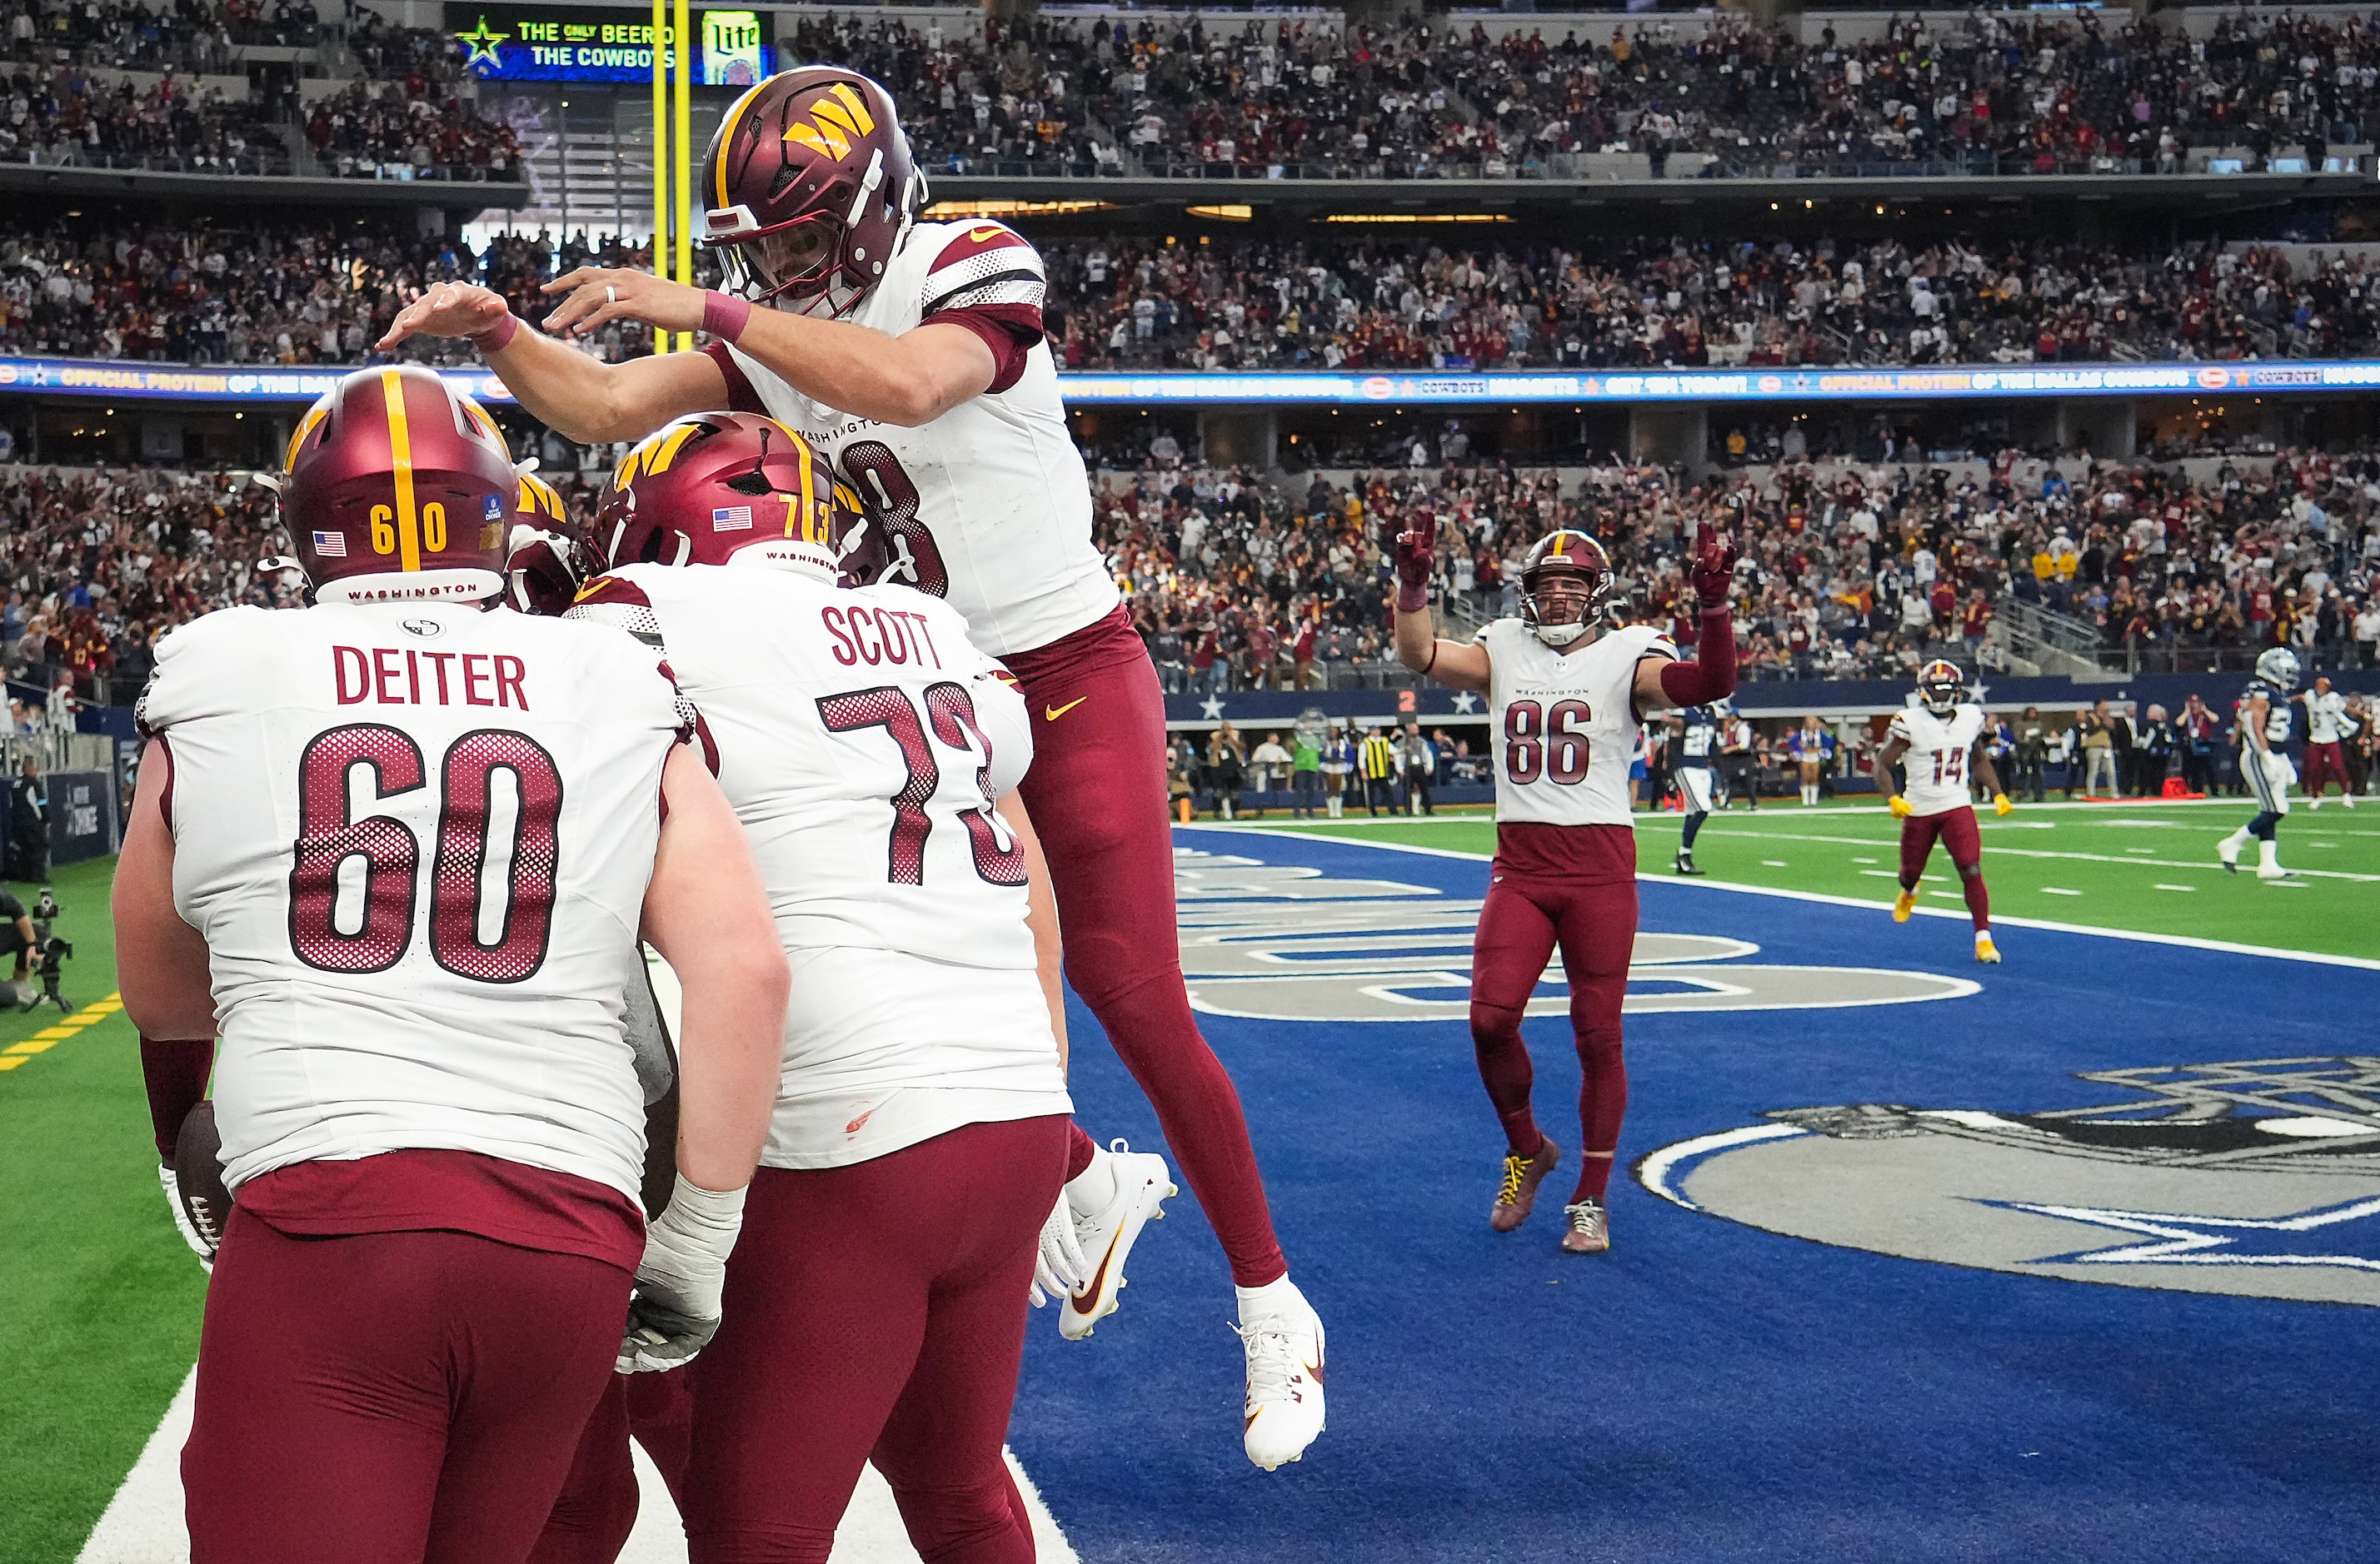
[287,724,562,983]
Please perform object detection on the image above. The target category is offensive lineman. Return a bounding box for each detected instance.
[379,63,1322,1467]
[1670,700,1725,875]
[546,412,1075,1563]
[2218,647,2303,879]
[112,366,789,1562]
[1392,521,1739,1254]
[1873,660,2013,964]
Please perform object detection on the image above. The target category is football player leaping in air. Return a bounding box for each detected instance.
[1391,521,1739,1255]
[2218,647,2303,879]
[1873,660,2013,964]
[381,67,1324,1467]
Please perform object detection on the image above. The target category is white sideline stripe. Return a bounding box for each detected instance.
[77,1369,1077,1564]
[1207,825,2380,973]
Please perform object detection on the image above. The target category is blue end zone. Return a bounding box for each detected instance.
[1012,827,2380,1563]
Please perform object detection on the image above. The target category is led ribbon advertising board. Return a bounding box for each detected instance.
[444,3,769,84]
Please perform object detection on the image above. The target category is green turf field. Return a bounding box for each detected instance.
[0,857,209,1564]
[1231,798,2380,961]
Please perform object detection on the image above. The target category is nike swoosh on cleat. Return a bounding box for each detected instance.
[1045,697,1088,720]
[1070,1231,1125,1315]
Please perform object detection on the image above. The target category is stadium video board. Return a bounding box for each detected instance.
[445,3,771,84]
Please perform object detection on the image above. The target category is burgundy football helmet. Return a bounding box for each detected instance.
[698,67,925,318]
[1916,658,1967,715]
[1519,529,1614,647]
[281,366,516,602]
[590,412,866,581]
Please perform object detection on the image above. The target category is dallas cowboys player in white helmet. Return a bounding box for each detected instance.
[2218,647,2301,881]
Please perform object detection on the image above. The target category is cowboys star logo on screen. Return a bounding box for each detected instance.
[1639,1057,2380,1307]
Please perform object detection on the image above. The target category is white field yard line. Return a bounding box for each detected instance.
[76,1369,1077,1564]
[1683,826,2380,883]
[1207,824,2380,973]
[1215,816,2380,883]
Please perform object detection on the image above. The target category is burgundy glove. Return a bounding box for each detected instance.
[506,525,582,618]
[1389,511,1438,614]
[1688,525,1738,610]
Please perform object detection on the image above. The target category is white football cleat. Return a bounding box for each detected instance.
[1236,1278,1326,1471]
[2257,841,2288,881]
[2216,833,2243,873]
[1058,1141,1175,1342]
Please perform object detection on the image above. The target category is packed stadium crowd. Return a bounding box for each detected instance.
[1043,234,2373,371]
[9,213,2377,373]
[1,0,319,77]
[795,7,2380,178]
[0,222,644,365]
[0,0,508,176]
[2,446,2373,704]
[1090,449,2380,691]
[0,59,282,172]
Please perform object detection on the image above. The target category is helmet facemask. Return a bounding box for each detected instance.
[1524,570,1596,647]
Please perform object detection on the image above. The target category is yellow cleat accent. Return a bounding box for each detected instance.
[1975,934,2002,964]
[1892,889,1918,923]
[1993,793,2014,817]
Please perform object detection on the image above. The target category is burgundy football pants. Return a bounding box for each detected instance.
[680,1116,1068,1564]
[1467,824,1636,1207]
[185,1208,629,1564]
[1005,608,1287,1287]
[1900,805,1991,931]
[2303,740,2351,798]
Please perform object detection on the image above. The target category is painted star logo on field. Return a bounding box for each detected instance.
[453,15,509,69]
[1200,695,1227,720]
[1983,1194,2380,1272]
[1451,691,1479,714]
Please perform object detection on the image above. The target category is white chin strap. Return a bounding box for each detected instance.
[1534,620,1589,647]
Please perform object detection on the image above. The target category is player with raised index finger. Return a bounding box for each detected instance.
[1391,517,1740,1255]
[378,67,1324,1468]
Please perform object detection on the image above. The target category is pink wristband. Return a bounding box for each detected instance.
[1395,580,1429,614]
[468,313,521,354]
[702,291,753,343]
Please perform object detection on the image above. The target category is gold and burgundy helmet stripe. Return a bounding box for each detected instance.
[282,366,516,600]
[590,411,864,579]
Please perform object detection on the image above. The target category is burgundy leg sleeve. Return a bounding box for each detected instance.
[1065,1119,1098,1181]
[186,1212,628,1564]
[1008,620,1286,1288]
[1938,807,1990,931]
[1467,875,1560,1157]
[1549,879,1637,1203]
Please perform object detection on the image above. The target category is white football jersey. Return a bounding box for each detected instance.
[1479,619,1678,826]
[716,219,1119,659]
[1889,702,1987,816]
[2305,690,2349,744]
[137,600,687,1200]
[568,560,1070,1169]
